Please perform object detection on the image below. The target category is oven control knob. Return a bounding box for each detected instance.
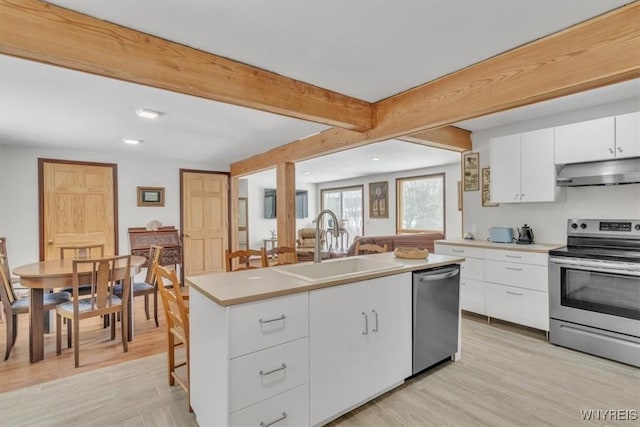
[635,224,640,231]
[571,223,578,229]
[580,223,587,229]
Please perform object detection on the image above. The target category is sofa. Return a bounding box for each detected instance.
[346,232,444,257]
[296,228,327,262]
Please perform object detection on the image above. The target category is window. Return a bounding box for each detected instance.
[321,186,364,241]
[396,173,445,234]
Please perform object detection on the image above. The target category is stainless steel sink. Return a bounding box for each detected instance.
[274,256,403,282]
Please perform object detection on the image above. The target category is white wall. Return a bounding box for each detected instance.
[0,144,222,269]
[245,173,318,249]
[464,98,640,244]
[317,162,463,239]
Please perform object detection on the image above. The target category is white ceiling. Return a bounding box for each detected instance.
[0,0,634,182]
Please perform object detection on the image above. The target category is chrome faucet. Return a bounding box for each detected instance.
[314,209,340,263]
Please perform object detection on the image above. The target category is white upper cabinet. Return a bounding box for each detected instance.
[491,128,562,203]
[554,114,640,164]
[615,111,640,159]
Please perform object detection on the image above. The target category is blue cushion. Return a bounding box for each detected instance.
[113,282,154,296]
[57,296,122,314]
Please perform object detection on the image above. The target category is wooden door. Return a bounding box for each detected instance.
[40,159,117,260]
[181,171,228,277]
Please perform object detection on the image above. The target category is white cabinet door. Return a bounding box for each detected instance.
[615,111,640,159]
[520,128,559,202]
[367,274,412,395]
[460,278,485,314]
[554,117,615,164]
[490,134,521,203]
[310,281,369,426]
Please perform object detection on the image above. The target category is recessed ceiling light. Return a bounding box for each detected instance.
[123,138,142,145]
[371,156,380,161]
[303,171,311,175]
[136,108,163,119]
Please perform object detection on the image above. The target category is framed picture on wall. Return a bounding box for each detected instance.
[369,181,389,218]
[482,168,499,207]
[463,152,480,191]
[137,186,165,207]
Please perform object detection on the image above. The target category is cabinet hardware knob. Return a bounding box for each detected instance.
[505,254,522,259]
[609,147,614,154]
[184,234,190,238]
[372,309,379,332]
[362,312,368,335]
[260,412,288,427]
[506,267,523,271]
[258,314,286,324]
[47,240,54,245]
[259,362,287,376]
[617,147,623,152]
[506,290,524,296]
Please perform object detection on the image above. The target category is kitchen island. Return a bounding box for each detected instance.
[187,252,464,427]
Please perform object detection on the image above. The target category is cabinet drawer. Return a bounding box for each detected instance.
[485,260,548,292]
[230,337,309,412]
[485,283,549,331]
[230,382,309,427]
[229,292,309,358]
[484,249,548,266]
[436,244,484,259]
[460,278,485,315]
[461,257,484,280]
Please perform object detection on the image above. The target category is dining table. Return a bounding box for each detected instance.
[13,255,145,363]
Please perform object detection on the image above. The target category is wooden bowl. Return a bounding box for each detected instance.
[394,247,429,259]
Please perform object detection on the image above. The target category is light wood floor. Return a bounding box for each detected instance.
[0,295,169,393]
[1,313,638,426]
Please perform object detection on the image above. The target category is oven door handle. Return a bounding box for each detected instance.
[550,257,640,276]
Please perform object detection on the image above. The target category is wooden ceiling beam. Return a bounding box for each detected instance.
[0,0,373,131]
[373,1,640,138]
[232,2,639,176]
[398,127,471,152]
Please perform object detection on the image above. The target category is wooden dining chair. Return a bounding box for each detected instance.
[114,244,163,327]
[154,262,191,410]
[0,254,71,361]
[58,243,106,297]
[266,246,299,266]
[354,242,389,255]
[55,254,131,368]
[224,248,268,272]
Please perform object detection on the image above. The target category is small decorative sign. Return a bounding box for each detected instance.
[137,186,165,207]
[482,168,499,207]
[369,181,389,218]
[463,152,480,191]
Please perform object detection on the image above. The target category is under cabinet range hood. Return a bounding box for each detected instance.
[556,157,640,187]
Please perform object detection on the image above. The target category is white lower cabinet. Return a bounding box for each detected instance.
[435,243,550,331]
[309,274,412,426]
[230,383,310,427]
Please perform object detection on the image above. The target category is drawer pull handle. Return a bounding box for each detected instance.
[259,314,286,324]
[451,249,464,253]
[362,312,368,335]
[505,267,523,271]
[372,309,379,332]
[505,254,522,259]
[506,291,523,296]
[260,412,288,427]
[259,363,287,376]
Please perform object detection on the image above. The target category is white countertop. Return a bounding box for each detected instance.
[436,238,564,253]
[186,252,464,306]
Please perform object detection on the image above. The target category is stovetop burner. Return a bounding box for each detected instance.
[550,219,640,264]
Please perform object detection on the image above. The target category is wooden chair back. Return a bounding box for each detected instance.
[266,246,299,266]
[154,262,190,403]
[225,248,268,272]
[71,255,131,313]
[145,244,164,285]
[60,244,105,260]
[354,242,389,255]
[0,254,16,307]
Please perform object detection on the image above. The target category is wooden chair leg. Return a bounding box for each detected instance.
[168,331,175,386]
[153,290,159,327]
[121,308,128,353]
[67,317,72,349]
[110,313,116,340]
[73,318,81,368]
[144,294,150,320]
[4,312,14,361]
[11,314,18,346]
[56,314,62,355]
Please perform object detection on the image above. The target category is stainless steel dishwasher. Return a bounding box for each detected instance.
[412,264,460,375]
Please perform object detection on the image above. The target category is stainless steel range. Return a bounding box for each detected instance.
[549,219,640,367]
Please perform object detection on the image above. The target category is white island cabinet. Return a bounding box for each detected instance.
[310,274,411,426]
[188,252,463,427]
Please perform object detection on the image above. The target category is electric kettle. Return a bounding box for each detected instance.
[516,224,535,244]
